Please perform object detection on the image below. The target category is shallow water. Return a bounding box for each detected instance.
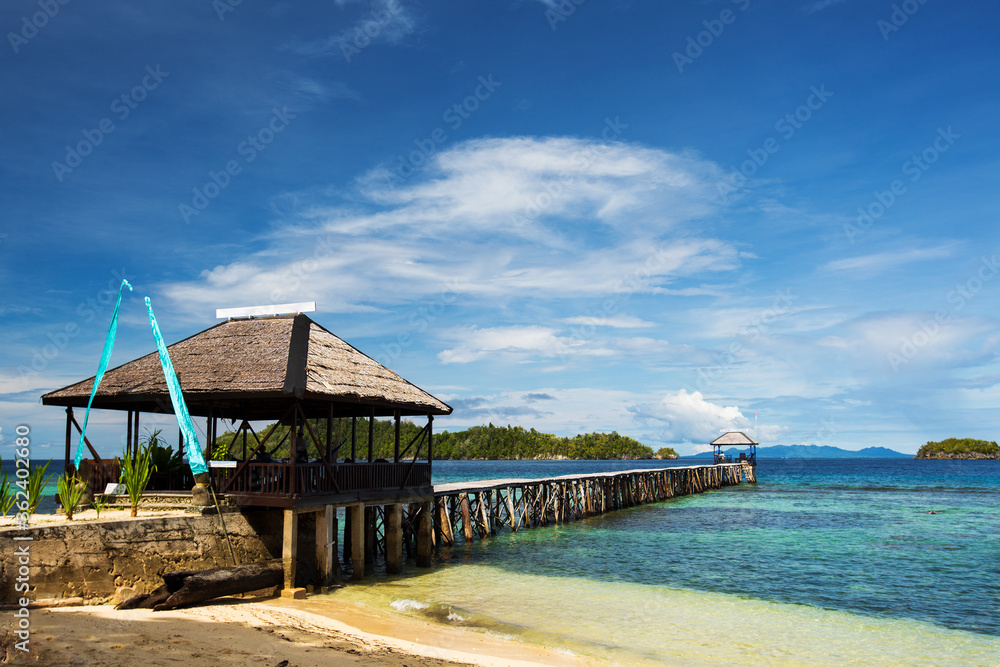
[323,459,1000,664]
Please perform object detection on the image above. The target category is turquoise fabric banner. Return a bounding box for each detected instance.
[144,297,209,475]
[75,279,132,469]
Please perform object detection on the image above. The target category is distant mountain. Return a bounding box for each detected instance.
[692,444,911,459]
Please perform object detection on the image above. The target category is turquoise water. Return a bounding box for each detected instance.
[324,458,1000,664]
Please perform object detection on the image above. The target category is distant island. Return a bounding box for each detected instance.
[693,444,910,459]
[916,438,1000,460]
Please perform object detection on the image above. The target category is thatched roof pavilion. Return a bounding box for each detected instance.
[41,313,452,508]
[42,313,451,419]
[710,431,758,464]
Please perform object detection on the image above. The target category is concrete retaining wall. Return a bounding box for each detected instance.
[0,509,284,605]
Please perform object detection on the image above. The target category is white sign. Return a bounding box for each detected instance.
[103,483,126,495]
[216,302,316,319]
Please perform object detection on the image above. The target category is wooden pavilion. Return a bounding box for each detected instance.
[41,312,452,589]
[710,431,757,465]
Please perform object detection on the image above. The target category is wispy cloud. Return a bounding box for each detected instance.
[825,244,959,274]
[159,136,739,318]
[287,0,418,57]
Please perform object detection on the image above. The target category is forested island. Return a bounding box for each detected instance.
[213,419,677,461]
[916,438,1000,459]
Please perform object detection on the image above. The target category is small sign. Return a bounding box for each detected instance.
[103,483,125,495]
[216,302,316,319]
[208,460,238,468]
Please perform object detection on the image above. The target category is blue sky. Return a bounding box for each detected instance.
[2,0,998,457]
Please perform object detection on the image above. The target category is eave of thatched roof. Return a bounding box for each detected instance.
[41,314,452,419]
[710,431,758,446]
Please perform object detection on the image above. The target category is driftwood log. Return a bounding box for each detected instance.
[115,560,283,611]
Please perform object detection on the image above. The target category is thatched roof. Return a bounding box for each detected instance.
[41,314,452,419]
[710,431,758,446]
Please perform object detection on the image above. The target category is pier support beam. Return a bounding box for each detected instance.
[281,509,297,590]
[316,505,336,586]
[416,500,433,568]
[349,503,365,580]
[386,504,403,574]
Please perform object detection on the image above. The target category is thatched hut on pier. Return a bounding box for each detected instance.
[710,431,757,465]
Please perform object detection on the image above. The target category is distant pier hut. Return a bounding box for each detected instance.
[41,311,452,590]
[710,431,757,466]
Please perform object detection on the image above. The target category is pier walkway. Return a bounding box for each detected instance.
[431,462,755,546]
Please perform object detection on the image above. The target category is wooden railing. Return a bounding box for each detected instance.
[210,461,432,499]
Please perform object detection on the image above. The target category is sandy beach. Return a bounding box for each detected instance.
[1,596,593,667]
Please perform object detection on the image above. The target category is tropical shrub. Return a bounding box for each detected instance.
[120,444,155,517]
[57,473,86,520]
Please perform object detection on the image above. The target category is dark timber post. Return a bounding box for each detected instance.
[126,410,133,458]
[64,407,73,474]
[367,406,374,463]
[393,410,400,463]
[428,415,433,462]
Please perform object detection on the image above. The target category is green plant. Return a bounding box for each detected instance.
[26,459,53,516]
[57,472,86,520]
[120,445,155,517]
[142,429,184,473]
[91,493,109,518]
[0,469,14,518]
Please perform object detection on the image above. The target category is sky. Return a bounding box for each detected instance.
[2,0,998,457]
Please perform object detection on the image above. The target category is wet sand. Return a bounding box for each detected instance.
[1,596,594,666]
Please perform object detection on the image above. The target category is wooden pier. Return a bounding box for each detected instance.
[431,462,755,547]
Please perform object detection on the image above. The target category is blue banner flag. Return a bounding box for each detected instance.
[75,279,132,468]
[144,297,209,475]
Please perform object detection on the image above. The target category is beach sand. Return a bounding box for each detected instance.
[1,596,594,666]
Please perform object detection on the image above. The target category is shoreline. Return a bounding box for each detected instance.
[3,597,594,666]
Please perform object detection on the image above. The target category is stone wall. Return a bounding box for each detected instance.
[0,509,284,605]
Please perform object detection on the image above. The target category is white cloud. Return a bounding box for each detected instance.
[633,389,783,444]
[160,136,740,318]
[825,244,958,274]
[561,315,654,328]
[289,0,418,57]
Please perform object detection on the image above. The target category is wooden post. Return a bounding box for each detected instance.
[459,493,473,542]
[282,509,298,590]
[127,410,133,458]
[364,506,376,566]
[351,415,357,461]
[316,505,335,586]
[427,415,433,462]
[350,503,365,580]
[393,411,400,463]
[368,406,374,462]
[64,407,73,474]
[437,497,455,545]
[416,500,432,567]
[386,504,403,574]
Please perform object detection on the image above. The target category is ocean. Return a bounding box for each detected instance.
[323,458,1000,665]
[7,457,999,664]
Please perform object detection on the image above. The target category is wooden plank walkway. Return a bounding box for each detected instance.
[431,462,755,546]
